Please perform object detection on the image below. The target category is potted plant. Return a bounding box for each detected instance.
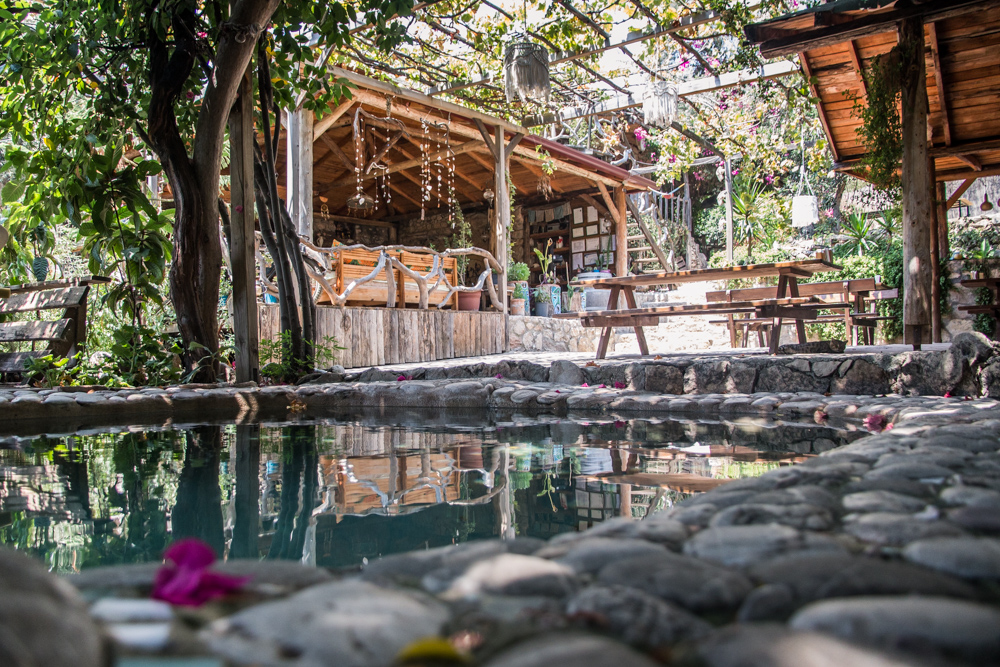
[509,261,530,296]
[967,239,996,279]
[451,200,481,311]
[575,237,614,311]
[511,283,528,315]
[533,286,552,317]
[533,239,555,285]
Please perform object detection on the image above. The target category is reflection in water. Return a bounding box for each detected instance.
[0,414,863,571]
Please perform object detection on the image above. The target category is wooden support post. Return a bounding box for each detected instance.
[494,124,509,317]
[286,107,314,240]
[936,181,950,265]
[724,157,734,264]
[900,17,934,350]
[615,186,628,277]
[229,66,260,384]
[931,163,942,343]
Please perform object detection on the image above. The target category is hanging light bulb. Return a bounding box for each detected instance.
[981,192,994,212]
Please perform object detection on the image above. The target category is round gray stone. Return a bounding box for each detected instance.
[0,549,109,667]
[575,516,688,549]
[546,538,667,574]
[205,580,449,667]
[947,505,1000,532]
[687,623,930,667]
[789,596,1000,662]
[939,485,1000,508]
[902,537,1000,579]
[863,462,955,482]
[566,584,712,649]
[482,634,659,667]
[709,503,835,531]
[841,490,928,514]
[683,524,845,568]
[844,513,966,547]
[746,552,976,606]
[441,553,578,599]
[597,552,753,613]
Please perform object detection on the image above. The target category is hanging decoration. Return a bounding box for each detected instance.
[792,137,819,228]
[642,78,677,128]
[504,34,550,104]
[347,106,407,213]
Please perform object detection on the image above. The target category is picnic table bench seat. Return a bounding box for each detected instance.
[704,279,898,347]
[0,276,108,374]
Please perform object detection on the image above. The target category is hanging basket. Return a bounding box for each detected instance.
[792,195,819,228]
[504,38,550,104]
[643,79,677,128]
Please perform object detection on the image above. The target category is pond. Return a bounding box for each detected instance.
[0,412,865,571]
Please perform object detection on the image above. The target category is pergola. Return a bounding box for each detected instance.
[746,0,1000,346]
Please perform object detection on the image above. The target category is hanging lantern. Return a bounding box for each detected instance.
[504,35,550,104]
[642,78,677,128]
[346,192,375,212]
[792,194,819,228]
[792,140,818,228]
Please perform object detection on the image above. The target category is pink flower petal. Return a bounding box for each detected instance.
[152,539,249,607]
[581,383,589,387]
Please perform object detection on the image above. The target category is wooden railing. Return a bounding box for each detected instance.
[251,233,505,312]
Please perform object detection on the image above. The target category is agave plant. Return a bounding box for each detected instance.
[732,176,768,256]
[843,212,876,256]
[874,209,901,240]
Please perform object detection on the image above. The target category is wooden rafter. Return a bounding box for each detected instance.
[847,40,868,96]
[318,133,354,171]
[314,99,356,141]
[946,178,978,209]
[957,155,982,172]
[799,52,840,162]
[927,22,951,146]
[391,134,485,203]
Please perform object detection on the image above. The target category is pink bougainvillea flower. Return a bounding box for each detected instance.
[397,375,407,381]
[554,390,560,393]
[599,384,607,389]
[614,420,626,428]
[581,382,589,388]
[152,539,248,607]
[197,31,207,38]
[944,391,952,398]
[186,91,195,100]
[495,374,503,379]
[234,205,243,213]
[863,414,888,433]
[613,382,625,389]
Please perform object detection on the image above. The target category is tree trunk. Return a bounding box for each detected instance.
[144,0,278,381]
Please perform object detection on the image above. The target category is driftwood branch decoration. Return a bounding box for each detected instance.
[283,237,505,312]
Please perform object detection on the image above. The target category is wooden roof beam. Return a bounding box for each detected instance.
[927,22,951,146]
[314,99,356,141]
[847,40,868,97]
[946,178,977,209]
[957,155,982,172]
[800,52,840,163]
[753,0,1000,59]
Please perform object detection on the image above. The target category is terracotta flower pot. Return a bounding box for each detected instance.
[458,290,482,311]
[511,298,526,315]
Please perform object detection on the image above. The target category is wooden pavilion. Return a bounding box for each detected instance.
[746,0,1000,345]
[254,68,657,368]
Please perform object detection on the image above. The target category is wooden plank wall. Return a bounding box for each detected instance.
[258,305,505,369]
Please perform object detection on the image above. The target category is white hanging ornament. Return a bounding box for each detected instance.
[643,78,677,128]
[792,140,818,228]
[504,33,550,104]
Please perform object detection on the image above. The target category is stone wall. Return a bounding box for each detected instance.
[508,315,601,353]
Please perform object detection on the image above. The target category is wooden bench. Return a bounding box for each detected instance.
[558,295,846,355]
[959,277,1000,339]
[0,276,108,374]
[318,248,459,308]
[705,278,896,347]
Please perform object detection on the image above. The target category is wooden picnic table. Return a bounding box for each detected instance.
[959,277,1000,339]
[565,256,842,358]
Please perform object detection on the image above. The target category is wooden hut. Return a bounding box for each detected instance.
[746,0,1000,345]
[259,68,656,367]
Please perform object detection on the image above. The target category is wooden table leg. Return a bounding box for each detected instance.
[726,313,738,347]
[788,276,808,344]
[768,274,788,354]
[595,286,621,359]
[622,286,649,356]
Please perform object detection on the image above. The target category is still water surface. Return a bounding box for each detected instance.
[0,412,863,571]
